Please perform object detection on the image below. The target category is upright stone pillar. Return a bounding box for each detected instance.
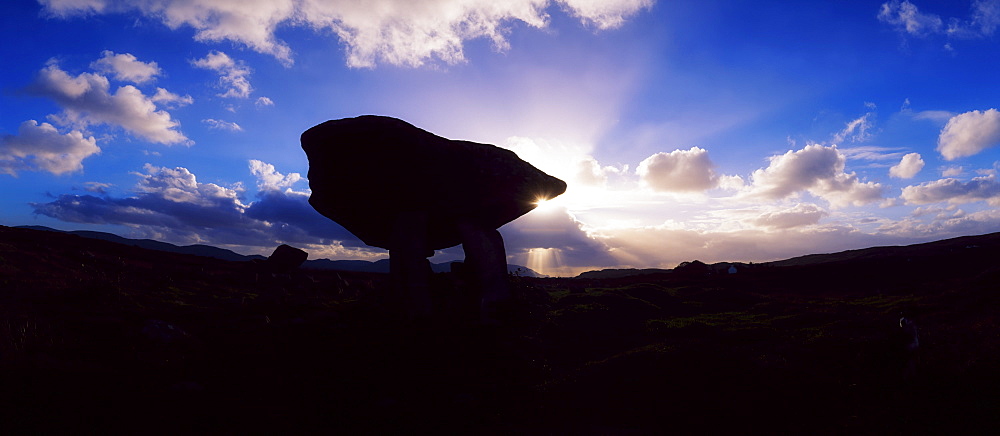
[389,211,432,318]
[458,219,510,321]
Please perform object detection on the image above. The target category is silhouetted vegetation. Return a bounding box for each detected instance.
[1,226,998,433]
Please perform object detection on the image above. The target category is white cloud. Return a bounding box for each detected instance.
[978,167,999,177]
[575,156,612,186]
[558,0,654,30]
[41,0,651,68]
[39,0,108,17]
[750,203,828,229]
[717,174,746,191]
[299,0,552,67]
[90,50,161,83]
[255,96,274,107]
[49,0,296,64]
[748,144,884,207]
[878,0,943,36]
[901,175,1000,206]
[969,0,1000,35]
[947,0,1000,37]
[937,108,1000,160]
[83,181,112,193]
[881,207,1000,238]
[202,118,242,131]
[878,0,1000,38]
[833,112,875,143]
[637,147,718,192]
[913,110,955,122]
[249,159,302,191]
[191,51,253,98]
[943,166,964,177]
[134,163,242,207]
[889,152,925,178]
[29,61,190,145]
[840,146,905,161]
[151,87,194,108]
[0,120,100,176]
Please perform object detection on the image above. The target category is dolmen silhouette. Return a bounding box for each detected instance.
[301,115,566,322]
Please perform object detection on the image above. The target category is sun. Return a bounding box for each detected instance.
[533,196,558,213]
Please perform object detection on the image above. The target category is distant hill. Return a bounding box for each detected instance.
[19,226,266,262]
[763,232,1000,267]
[576,261,750,279]
[303,258,392,273]
[574,232,1000,278]
[576,268,672,279]
[18,225,543,277]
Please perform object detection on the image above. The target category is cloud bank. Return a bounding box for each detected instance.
[40,0,653,67]
[31,161,371,256]
[901,175,1000,206]
[750,203,828,229]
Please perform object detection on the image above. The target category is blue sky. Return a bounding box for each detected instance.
[2,0,1000,276]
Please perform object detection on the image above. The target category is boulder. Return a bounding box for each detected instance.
[266,244,308,272]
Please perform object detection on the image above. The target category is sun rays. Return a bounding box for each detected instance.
[526,247,563,277]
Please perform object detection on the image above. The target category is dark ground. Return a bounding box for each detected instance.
[1,225,999,434]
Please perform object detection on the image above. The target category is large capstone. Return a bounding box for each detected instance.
[301,115,566,251]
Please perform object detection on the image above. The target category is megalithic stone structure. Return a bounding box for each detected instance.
[301,115,566,321]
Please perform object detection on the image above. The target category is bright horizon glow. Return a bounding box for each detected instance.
[4,0,1000,276]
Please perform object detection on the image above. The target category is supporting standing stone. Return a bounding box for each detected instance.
[457,219,509,322]
[389,211,433,318]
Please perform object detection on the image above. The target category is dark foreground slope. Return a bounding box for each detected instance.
[1,225,998,434]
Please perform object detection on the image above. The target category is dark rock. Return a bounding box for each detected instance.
[266,244,308,272]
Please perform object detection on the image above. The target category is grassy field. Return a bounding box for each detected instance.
[1,225,998,434]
